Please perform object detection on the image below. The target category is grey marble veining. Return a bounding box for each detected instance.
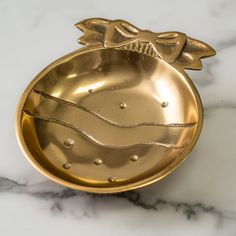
[0,177,227,220]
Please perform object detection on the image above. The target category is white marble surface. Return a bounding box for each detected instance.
[1,0,236,235]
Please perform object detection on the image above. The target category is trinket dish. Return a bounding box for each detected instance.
[16,18,216,193]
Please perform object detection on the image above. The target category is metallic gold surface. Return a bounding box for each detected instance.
[15,18,216,193]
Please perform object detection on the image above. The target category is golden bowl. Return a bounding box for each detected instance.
[16,18,215,193]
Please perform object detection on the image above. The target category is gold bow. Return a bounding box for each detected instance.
[76,18,215,70]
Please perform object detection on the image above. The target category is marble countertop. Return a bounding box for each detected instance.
[1,0,236,235]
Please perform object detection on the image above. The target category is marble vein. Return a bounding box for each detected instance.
[0,177,232,222]
[216,37,236,52]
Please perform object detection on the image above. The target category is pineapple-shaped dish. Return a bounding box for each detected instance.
[16,18,215,193]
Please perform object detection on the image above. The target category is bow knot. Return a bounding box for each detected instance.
[76,18,215,70]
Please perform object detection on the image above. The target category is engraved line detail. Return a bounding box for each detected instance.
[117,41,159,59]
[34,90,196,128]
[24,110,189,150]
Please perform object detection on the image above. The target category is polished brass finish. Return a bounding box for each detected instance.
[94,158,103,166]
[161,101,168,108]
[120,103,127,109]
[108,177,117,183]
[63,138,74,149]
[130,155,139,162]
[16,18,216,193]
[63,162,72,169]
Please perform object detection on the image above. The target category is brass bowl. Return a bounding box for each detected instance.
[16,18,215,193]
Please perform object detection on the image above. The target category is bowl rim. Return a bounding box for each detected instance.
[15,46,204,194]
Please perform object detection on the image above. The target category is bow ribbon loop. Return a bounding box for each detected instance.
[76,18,216,70]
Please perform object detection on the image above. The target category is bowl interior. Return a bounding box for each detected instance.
[19,48,200,192]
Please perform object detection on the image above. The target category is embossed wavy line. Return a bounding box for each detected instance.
[24,110,189,150]
[34,90,196,128]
